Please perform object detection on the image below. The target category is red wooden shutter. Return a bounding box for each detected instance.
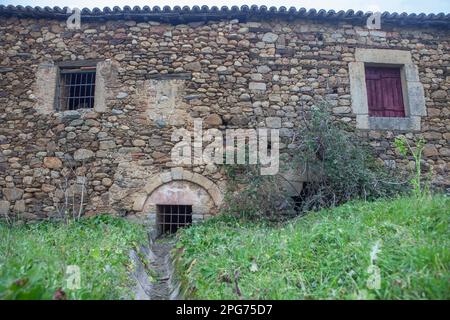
[365,67,405,117]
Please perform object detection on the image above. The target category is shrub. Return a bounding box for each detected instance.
[221,102,407,221]
[292,102,406,212]
[221,163,296,222]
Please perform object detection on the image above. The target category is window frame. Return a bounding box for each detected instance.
[56,67,97,111]
[54,60,101,112]
[34,59,112,115]
[349,49,426,131]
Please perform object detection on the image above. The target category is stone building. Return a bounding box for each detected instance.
[0,5,449,234]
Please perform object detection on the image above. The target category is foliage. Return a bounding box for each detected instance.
[221,102,407,221]
[0,215,147,300]
[174,195,450,300]
[394,136,430,197]
[221,163,296,222]
[293,103,406,212]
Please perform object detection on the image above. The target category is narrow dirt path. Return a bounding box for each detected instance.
[147,238,174,300]
[130,232,181,300]
[132,235,179,300]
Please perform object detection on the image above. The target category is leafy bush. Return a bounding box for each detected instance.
[221,102,406,221]
[174,195,450,299]
[293,103,406,212]
[0,215,146,300]
[221,163,297,222]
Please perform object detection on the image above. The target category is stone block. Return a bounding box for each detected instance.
[207,187,223,207]
[99,140,116,150]
[349,62,368,115]
[182,170,194,181]
[204,114,222,127]
[43,157,62,169]
[404,63,420,82]
[13,200,26,213]
[171,167,184,180]
[144,175,163,194]
[191,173,213,190]
[355,48,412,64]
[34,63,57,115]
[160,171,172,183]
[132,194,147,211]
[265,117,282,128]
[74,148,95,161]
[0,200,10,216]
[262,32,279,43]
[3,188,24,201]
[406,81,427,116]
[249,82,267,91]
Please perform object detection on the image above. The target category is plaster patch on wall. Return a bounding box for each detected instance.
[137,79,192,126]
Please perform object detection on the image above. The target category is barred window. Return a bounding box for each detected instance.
[57,66,96,110]
[157,204,192,235]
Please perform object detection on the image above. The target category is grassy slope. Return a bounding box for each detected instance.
[0,215,146,300]
[175,195,450,299]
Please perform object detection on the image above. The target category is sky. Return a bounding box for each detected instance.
[1,0,449,14]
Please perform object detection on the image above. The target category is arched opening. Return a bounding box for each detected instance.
[133,168,223,237]
[145,180,215,236]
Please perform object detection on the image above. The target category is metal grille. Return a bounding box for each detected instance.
[157,205,192,235]
[58,67,96,110]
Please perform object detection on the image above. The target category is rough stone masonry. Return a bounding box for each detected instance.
[0,6,448,228]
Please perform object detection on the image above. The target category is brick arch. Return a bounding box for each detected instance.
[138,167,223,208]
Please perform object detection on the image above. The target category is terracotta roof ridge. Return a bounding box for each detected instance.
[0,4,449,27]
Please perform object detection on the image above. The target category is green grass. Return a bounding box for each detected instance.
[0,215,147,300]
[174,195,450,300]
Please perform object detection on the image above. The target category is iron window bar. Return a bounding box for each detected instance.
[57,67,96,111]
[156,205,193,235]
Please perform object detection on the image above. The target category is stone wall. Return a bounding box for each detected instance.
[0,15,449,222]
